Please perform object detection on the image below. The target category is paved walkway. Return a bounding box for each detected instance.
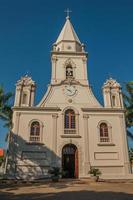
[0,179,133,200]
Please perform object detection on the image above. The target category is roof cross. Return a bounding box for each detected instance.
[64,8,72,19]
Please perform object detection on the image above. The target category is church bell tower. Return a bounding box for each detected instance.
[102,78,124,108]
[51,16,89,86]
[14,75,36,107]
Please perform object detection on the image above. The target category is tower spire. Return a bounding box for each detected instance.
[55,14,81,46]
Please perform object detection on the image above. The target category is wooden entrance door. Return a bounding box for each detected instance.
[62,144,78,178]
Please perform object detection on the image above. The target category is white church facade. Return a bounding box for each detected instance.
[7,16,132,179]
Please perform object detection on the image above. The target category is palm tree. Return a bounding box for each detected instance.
[0,85,13,174]
[0,85,13,129]
[129,148,133,172]
[123,81,133,139]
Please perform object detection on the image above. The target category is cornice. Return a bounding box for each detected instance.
[61,135,81,138]
[81,107,125,113]
[51,51,88,56]
[13,106,61,112]
[50,80,89,87]
[55,40,80,45]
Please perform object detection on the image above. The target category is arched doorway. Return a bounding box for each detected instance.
[62,144,78,178]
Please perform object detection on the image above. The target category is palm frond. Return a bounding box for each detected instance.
[123,81,133,129]
[127,130,133,140]
[0,85,13,128]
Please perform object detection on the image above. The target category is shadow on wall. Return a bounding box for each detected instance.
[0,189,133,200]
[6,132,61,180]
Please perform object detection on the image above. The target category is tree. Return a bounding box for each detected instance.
[123,81,133,127]
[0,85,13,129]
[129,148,133,172]
[123,81,133,139]
[129,148,133,161]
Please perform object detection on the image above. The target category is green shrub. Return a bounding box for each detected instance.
[89,167,101,177]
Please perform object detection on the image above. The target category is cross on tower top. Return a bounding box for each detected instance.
[64,8,72,19]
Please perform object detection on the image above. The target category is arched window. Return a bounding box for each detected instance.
[112,95,116,107]
[100,123,109,142]
[22,93,27,104]
[64,109,76,134]
[66,65,73,79]
[30,121,40,142]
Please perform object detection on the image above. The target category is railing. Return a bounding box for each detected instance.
[100,137,110,142]
[64,129,76,134]
[30,136,40,142]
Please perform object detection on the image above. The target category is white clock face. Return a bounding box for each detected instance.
[65,85,77,96]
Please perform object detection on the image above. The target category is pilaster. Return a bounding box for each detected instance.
[52,114,58,166]
[13,112,21,135]
[51,56,58,83]
[14,87,21,106]
[30,87,35,106]
[119,91,124,108]
[83,114,90,175]
[119,115,131,174]
[82,56,87,80]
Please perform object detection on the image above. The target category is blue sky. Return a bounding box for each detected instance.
[0,0,133,148]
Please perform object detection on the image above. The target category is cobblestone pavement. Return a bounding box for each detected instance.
[0,179,133,200]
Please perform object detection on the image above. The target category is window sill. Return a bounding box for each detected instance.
[61,135,81,138]
[97,143,115,146]
[26,142,44,145]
